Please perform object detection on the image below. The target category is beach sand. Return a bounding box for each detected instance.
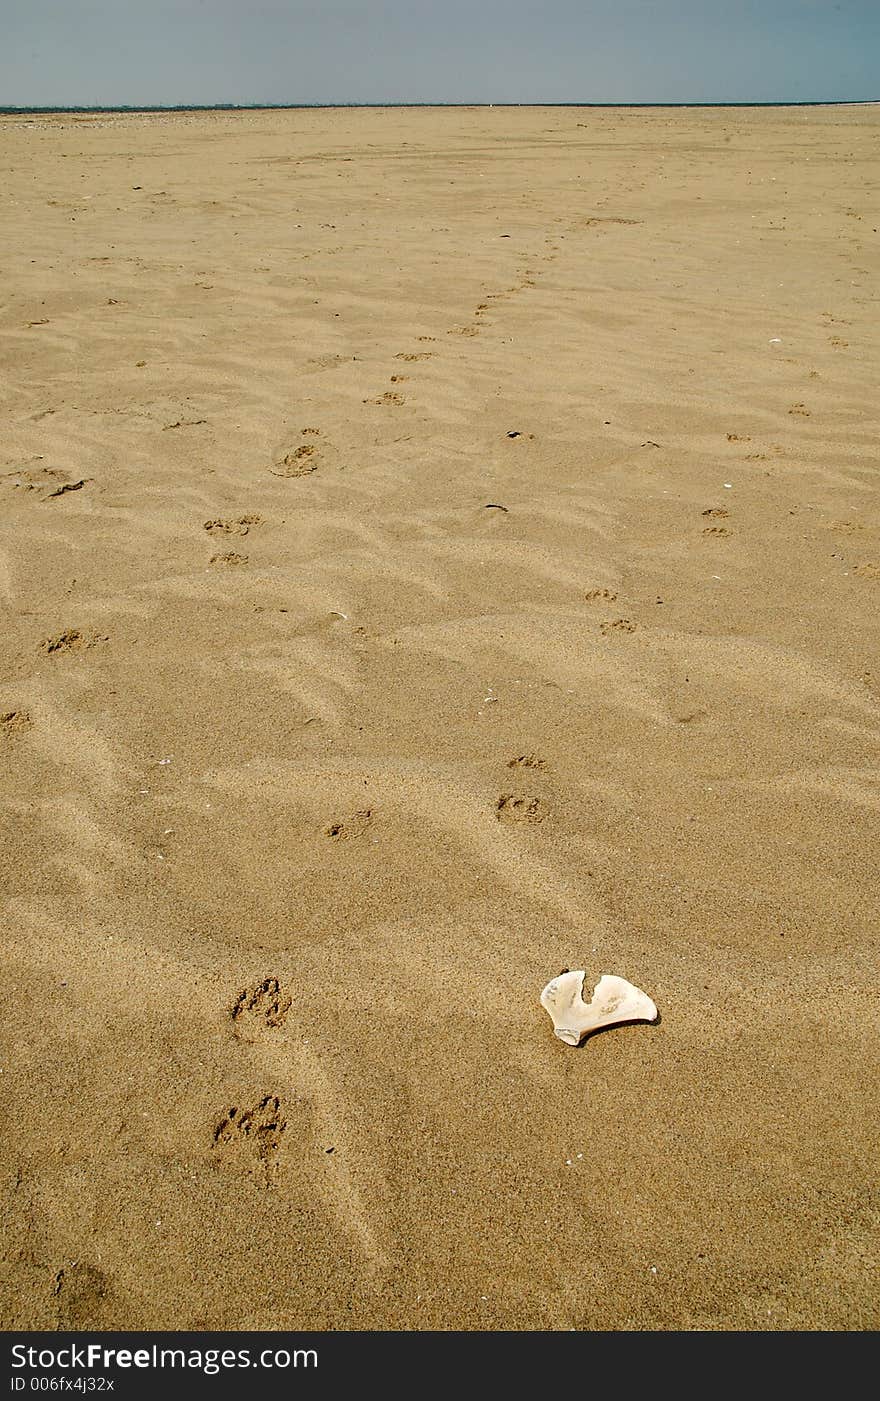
[1,104,877,1331]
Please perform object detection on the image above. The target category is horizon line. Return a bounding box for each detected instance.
[2,99,878,116]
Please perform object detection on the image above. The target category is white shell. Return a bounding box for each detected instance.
[540,970,658,1046]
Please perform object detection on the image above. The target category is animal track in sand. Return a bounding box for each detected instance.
[210,551,248,566]
[702,508,729,519]
[726,433,750,443]
[363,391,404,406]
[854,562,880,580]
[270,443,319,477]
[447,325,480,337]
[584,587,618,602]
[389,374,408,383]
[827,520,862,535]
[395,352,433,362]
[495,794,547,825]
[232,977,292,1040]
[507,753,547,771]
[324,809,373,839]
[1,709,32,737]
[788,403,811,417]
[702,526,732,538]
[582,216,643,229]
[51,1264,110,1326]
[600,618,636,636]
[204,514,262,537]
[39,629,105,656]
[213,1096,287,1185]
[829,336,848,348]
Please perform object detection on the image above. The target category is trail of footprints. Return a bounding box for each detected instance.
[213,757,554,1179]
[270,224,584,457]
[263,219,637,486]
[215,978,295,1187]
[202,512,263,567]
[214,975,345,1199]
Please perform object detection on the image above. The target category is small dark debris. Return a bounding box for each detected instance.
[506,431,522,439]
[46,480,86,498]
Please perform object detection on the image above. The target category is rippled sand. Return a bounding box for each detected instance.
[1,104,878,1330]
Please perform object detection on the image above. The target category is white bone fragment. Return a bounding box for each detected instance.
[540,970,658,1046]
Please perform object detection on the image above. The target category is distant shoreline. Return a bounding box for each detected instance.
[2,99,877,116]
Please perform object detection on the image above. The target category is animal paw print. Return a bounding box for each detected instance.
[271,444,318,478]
[271,428,327,478]
[726,433,750,443]
[495,794,547,824]
[232,978,292,1040]
[584,587,618,602]
[1,709,32,737]
[788,403,810,417]
[600,618,636,635]
[210,551,248,566]
[204,514,262,537]
[829,336,848,348]
[324,808,373,839]
[363,391,404,406]
[39,629,105,655]
[395,352,433,361]
[213,1096,287,1185]
[507,753,546,771]
[702,508,729,519]
[702,525,732,537]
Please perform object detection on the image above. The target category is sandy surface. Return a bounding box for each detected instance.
[1,104,878,1332]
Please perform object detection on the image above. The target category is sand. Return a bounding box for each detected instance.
[0,104,877,1332]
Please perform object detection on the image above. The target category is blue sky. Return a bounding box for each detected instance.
[1,0,877,107]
